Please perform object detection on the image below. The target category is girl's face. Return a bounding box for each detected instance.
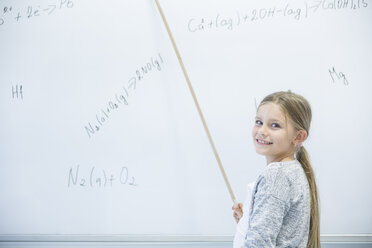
[252,102,300,164]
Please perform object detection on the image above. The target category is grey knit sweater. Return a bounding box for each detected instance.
[244,160,310,248]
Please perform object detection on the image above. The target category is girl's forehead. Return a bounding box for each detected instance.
[257,103,287,121]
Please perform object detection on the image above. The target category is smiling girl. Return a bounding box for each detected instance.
[232,91,320,248]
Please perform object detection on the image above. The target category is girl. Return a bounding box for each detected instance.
[232,91,320,248]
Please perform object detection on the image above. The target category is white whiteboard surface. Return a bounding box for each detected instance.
[0,0,371,237]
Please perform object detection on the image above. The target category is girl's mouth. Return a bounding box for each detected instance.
[256,139,273,145]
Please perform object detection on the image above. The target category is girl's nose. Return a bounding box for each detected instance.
[257,125,268,137]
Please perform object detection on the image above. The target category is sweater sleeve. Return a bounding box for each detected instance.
[244,167,290,248]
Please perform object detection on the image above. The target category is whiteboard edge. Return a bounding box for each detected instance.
[0,234,371,242]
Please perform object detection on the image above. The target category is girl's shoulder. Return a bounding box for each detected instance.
[264,160,305,182]
[255,160,307,202]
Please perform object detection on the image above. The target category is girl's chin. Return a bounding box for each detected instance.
[254,148,269,156]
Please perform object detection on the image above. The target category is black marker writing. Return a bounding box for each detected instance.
[84,53,164,139]
[0,0,73,27]
[68,164,138,189]
[187,0,368,33]
[12,84,23,99]
[329,67,349,86]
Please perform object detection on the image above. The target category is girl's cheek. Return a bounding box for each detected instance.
[251,127,256,138]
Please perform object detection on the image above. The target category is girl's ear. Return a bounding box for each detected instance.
[294,130,307,145]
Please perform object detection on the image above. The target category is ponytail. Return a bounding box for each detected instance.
[297,146,320,248]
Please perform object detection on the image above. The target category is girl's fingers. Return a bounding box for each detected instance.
[232,203,243,223]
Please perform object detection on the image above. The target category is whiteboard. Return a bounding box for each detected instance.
[0,0,371,237]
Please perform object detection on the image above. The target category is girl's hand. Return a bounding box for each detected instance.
[232,203,243,223]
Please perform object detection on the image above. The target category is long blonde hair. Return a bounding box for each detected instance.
[259,91,320,248]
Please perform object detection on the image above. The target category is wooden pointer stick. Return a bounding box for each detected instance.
[154,0,237,205]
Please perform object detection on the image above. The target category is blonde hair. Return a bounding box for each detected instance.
[258,91,320,248]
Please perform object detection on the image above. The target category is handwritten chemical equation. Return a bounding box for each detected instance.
[187,0,369,32]
[329,67,349,85]
[0,0,73,27]
[84,53,164,139]
[68,165,138,189]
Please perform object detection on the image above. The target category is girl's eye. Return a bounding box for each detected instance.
[255,120,263,126]
[271,123,281,128]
